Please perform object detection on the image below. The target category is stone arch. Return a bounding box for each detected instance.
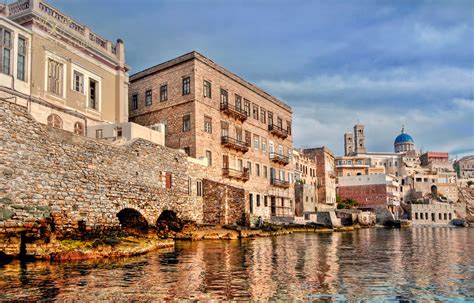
[74,122,85,135]
[156,210,183,232]
[47,114,63,129]
[117,208,149,231]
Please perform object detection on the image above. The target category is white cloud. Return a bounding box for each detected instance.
[452,98,474,110]
[414,23,468,47]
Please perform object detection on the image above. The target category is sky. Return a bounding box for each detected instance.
[46,0,473,158]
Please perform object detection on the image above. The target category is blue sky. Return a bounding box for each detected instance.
[48,0,473,158]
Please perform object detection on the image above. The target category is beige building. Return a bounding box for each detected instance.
[2,0,129,135]
[302,147,337,210]
[293,149,318,221]
[456,155,474,179]
[129,51,294,222]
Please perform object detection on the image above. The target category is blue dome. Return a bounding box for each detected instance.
[394,133,414,145]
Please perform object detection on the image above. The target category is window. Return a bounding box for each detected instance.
[247,161,252,174]
[95,129,103,139]
[254,135,259,151]
[47,114,62,129]
[131,94,138,110]
[145,89,152,106]
[206,150,212,166]
[203,80,211,98]
[268,112,273,126]
[263,166,268,178]
[256,163,260,177]
[245,131,251,146]
[160,84,168,102]
[277,117,283,128]
[244,99,250,116]
[116,126,123,138]
[253,104,259,120]
[74,122,84,135]
[182,114,191,132]
[262,138,267,153]
[287,121,292,135]
[17,36,27,81]
[236,127,242,142]
[165,172,172,189]
[184,147,191,156]
[47,58,63,96]
[73,70,84,93]
[220,89,228,105]
[269,141,274,153]
[182,77,190,95]
[204,116,212,134]
[221,121,229,137]
[256,194,261,207]
[264,196,268,207]
[88,78,98,110]
[197,180,203,196]
[1,29,11,75]
[235,94,242,110]
[260,108,266,124]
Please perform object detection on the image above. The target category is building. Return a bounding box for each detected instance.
[293,149,318,221]
[337,174,400,218]
[394,127,415,153]
[1,0,129,134]
[302,147,336,210]
[455,155,474,179]
[129,51,294,222]
[409,202,464,225]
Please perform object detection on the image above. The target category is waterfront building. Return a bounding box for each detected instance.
[302,147,337,210]
[455,155,474,179]
[337,174,400,219]
[2,0,130,134]
[293,149,318,221]
[129,51,294,221]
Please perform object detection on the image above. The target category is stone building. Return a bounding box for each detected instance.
[409,202,464,226]
[302,147,336,210]
[293,149,318,221]
[455,155,474,179]
[129,51,294,222]
[1,0,129,134]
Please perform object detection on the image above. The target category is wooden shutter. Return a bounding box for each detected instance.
[165,172,172,189]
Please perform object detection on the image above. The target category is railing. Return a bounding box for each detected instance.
[271,178,290,188]
[222,167,250,181]
[268,124,288,138]
[269,152,290,165]
[221,136,249,152]
[220,103,247,121]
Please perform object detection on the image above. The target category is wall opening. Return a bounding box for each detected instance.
[117,208,149,231]
[156,210,183,234]
[431,185,438,197]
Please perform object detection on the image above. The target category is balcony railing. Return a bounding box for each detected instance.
[220,103,247,121]
[221,136,249,153]
[271,178,290,188]
[269,152,290,165]
[268,124,288,139]
[223,167,250,181]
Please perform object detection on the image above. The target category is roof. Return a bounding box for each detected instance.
[394,133,414,144]
[459,155,474,162]
[130,51,292,112]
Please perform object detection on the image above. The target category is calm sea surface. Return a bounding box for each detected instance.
[0,228,473,302]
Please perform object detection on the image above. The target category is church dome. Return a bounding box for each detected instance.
[394,126,415,153]
[394,133,414,145]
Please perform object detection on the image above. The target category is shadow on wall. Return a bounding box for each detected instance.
[117,208,149,232]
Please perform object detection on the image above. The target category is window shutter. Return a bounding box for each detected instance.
[165,172,172,189]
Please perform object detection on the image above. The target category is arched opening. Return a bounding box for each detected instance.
[156,210,183,235]
[431,185,438,197]
[74,122,85,136]
[117,208,149,231]
[47,114,63,129]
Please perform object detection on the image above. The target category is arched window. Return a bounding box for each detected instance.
[47,114,62,129]
[74,122,84,136]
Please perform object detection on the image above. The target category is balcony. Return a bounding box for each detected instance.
[271,178,290,188]
[220,103,247,121]
[269,152,290,165]
[268,124,288,139]
[223,168,250,181]
[221,136,249,153]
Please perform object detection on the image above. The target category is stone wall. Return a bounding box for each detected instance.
[338,184,388,207]
[0,99,205,241]
[202,179,246,225]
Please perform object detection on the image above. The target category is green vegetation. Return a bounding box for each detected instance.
[336,195,359,209]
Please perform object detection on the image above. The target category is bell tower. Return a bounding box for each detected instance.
[344,132,354,156]
[354,123,366,154]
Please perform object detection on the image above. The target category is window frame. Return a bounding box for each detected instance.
[182,113,191,132]
[203,80,211,98]
[182,77,191,95]
[145,89,153,106]
[160,84,168,102]
[17,35,27,81]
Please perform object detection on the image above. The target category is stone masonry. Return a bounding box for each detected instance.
[0,99,207,243]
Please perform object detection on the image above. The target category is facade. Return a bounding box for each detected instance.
[455,155,474,179]
[410,202,461,225]
[293,149,318,220]
[2,0,129,135]
[87,122,165,146]
[337,174,400,215]
[129,51,294,222]
[303,147,336,210]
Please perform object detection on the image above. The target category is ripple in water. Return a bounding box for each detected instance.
[0,228,473,301]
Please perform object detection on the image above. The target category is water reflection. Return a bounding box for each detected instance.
[0,228,473,301]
